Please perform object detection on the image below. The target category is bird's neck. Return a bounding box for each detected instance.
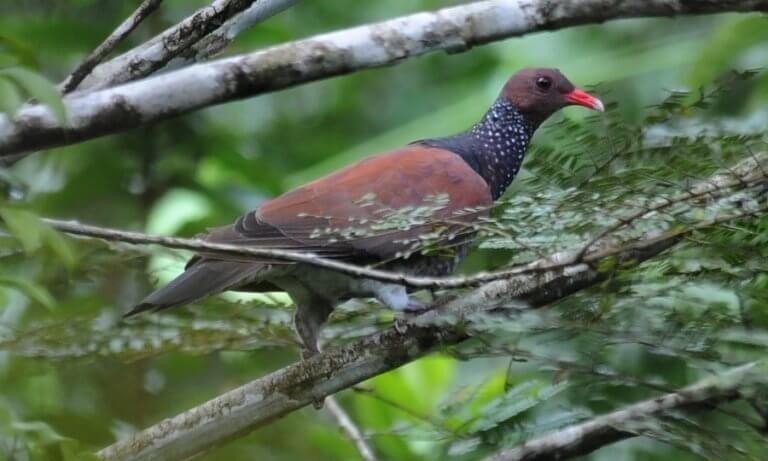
[419,98,536,200]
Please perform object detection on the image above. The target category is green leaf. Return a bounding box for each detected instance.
[0,33,39,68]
[0,67,66,124]
[0,76,22,117]
[0,207,44,253]
[467,380,570,433]
[11,420,66,444]
[0,276,56,310]
[0,208,76,266]
[42,225,77,269]
[0,51,19,67]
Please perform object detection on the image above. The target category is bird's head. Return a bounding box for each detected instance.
[501,68,604,126]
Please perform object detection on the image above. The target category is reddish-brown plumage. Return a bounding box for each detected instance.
[130,67,604,355]
[257,146,492,258]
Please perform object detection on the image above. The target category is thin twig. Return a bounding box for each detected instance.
[324,396,379,461]
[317,340,379,461]
[483,362,762,461]
[352,387,458,436]
[33,201,768,291]
[187,0,299,62]
[60,0,164,93]
[576,165,767,259]
[78,0,292,91]
[31,159,767,291]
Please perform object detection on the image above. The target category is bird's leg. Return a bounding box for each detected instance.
[364,281,429,313]
[294,301,334,360]
[362,281,433,334]
[294,300,334,410]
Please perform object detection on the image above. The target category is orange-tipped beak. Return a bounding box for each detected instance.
[565,89,604,112]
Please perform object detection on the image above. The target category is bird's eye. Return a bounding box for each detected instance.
[536,76,552,90]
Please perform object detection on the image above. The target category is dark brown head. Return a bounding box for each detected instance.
[501,68,603,125]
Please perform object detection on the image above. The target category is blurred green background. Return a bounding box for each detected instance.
[1,1,768,460]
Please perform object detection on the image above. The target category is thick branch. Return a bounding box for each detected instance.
[95,204,753,461]
[60,0,164,93]
[2,0,767,156]
[483,362,765,461]
[91,154,768,460]
[76,0,262,91]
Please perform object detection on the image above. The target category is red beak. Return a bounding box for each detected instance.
[565,89,604,112]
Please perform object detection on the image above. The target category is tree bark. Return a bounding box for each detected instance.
[483,362,764,461]
[2,0,766,156]
[95,192,766,461]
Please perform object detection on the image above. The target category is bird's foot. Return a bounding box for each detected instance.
[394,318,410,335]
[299,347,327,409]
[431,292,460,309]
[403,299,430,314]
[394,300,434,334]
[301,347,318,361]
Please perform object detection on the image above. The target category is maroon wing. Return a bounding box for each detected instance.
[128,146,491,315]
[207,145,493,262]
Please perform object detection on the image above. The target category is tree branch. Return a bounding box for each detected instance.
[35,200,763,293]
[482,362,766,461]
[2,0,766,156]
[185,0,299,63]
[75,0,262,91]
[34,152,767,291]
[95,193,766,460]
[60,0,165,93]
[324,395,379,461]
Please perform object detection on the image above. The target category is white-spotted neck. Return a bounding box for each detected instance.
[417,98,536,199]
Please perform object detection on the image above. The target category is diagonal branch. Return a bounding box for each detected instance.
[482,362,765,461]
[2,0,767,156]
[324,396,379,461]
[30,152,767,291]
[95,191,767,460]
[185,0,299,63]
[37,200,766,292]
[75,0,266,91]
[60,0,165,93]
[89,154,768,460]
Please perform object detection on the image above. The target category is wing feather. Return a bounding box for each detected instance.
[200,146,491,263]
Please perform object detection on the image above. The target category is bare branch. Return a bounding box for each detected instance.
[32,152,767,292]
[34,199,759,293]
[186,0,299,62]
[60,0,164,93]
[318,340,379,461]
[483,362,765,461]
[76,0,263,91]
[325,396,379,461]
[2,0,767,156]
[576,172,766,259]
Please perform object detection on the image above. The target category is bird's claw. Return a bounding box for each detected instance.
[301,347,318,361]
[403,300,430,314]
[394,300,433,333]
[394,318,410,334]
[299,348,326,409]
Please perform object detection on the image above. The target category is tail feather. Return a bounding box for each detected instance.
[126,260,265,317]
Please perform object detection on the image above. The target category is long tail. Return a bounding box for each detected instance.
[125,260,265,317]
